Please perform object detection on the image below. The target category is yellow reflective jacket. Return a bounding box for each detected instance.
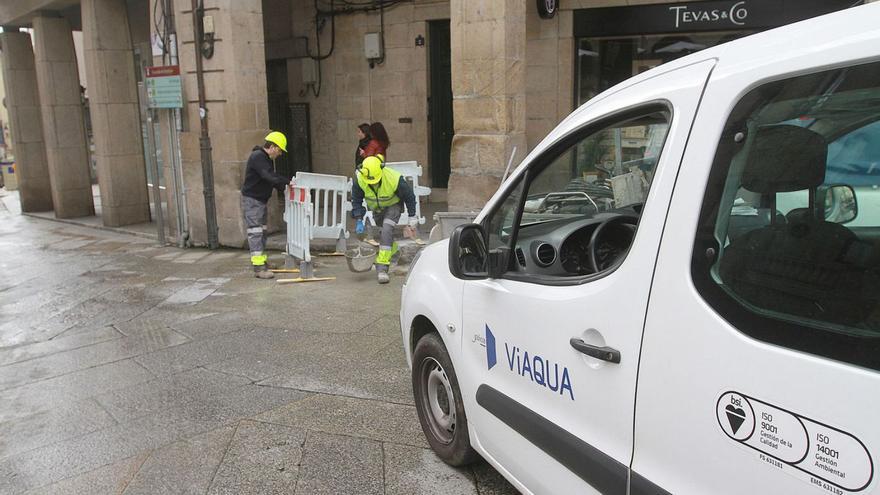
[357,167,402,211]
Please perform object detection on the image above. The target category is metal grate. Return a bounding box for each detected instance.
[289,103,312,174]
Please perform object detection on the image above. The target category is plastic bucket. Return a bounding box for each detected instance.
[345,245,377,272]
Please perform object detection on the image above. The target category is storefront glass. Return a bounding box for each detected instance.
[576,30,754,105]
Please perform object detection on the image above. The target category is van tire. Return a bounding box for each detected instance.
[412,332,479,466]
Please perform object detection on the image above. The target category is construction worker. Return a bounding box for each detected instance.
[241,131,290,279]
[352,156,417,284]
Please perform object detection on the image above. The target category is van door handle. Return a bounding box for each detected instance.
[569,338,621,364]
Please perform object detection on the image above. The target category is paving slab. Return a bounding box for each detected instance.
[21,453,148,495]
[197,251,240,263]
[0,359,155,422]
[95,367,310,425]
[52,238,96,250]
[135,325,396,378]
[254,393,427,448]
[112,319,171,337]
[0,412,220,492]
[294,431,383,495]
[158,278,231,306]
[472,460,520,495]
[0,325,121,367]
[0,398,117,460]
[254,335,414,405]
[204,356,290,382]
[167,311,245,341]
[0,326,190,391]
[0,197,513,494]
[170,250,213,264]
[383,443,477,495]
[122,425,236,495]
[207,420,305,494]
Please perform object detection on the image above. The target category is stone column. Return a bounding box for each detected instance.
[173,0,270,247]
[32,15,95,218]
[0,31,53,212]
[448,0,527,211]
[82,0,150,226]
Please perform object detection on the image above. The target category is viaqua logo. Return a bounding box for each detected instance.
[485,325,574,401]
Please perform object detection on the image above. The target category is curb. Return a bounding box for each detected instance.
[21,212,161,242]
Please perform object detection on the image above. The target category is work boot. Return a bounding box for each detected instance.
[264,259,278,270]
[254,265,275,279]
[377,271,390,284]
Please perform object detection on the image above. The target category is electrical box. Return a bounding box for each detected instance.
[302,58,318,84]
[202,15,214,35]
[364,33,383,60]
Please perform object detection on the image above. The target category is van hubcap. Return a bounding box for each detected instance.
[421,357,456,444]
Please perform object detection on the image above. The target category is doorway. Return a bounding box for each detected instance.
[428,20,453,188]
[266,59,293,178]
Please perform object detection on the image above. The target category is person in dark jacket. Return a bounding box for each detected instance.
[355,123,371,168]
[361,122,390,161]
[351,156,417,284]
[241,131,290,279]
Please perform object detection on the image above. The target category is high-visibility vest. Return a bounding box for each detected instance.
[357,167,402,211]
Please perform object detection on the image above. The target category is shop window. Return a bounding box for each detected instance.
[692,61,880,371]
[576,31,751,106]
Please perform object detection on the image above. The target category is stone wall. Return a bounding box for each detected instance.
[287,1,448,181]
[525,5,574,151]
[447,0,527,210]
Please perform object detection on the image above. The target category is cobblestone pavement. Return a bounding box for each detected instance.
[0,195,516,494]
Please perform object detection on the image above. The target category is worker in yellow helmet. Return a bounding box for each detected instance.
[352,156,418,284]
[241,131,290,279]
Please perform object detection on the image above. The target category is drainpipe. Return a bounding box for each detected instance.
[191,0,219,249]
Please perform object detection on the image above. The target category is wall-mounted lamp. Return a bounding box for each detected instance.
[415,34,425,47]
[201,14,215,59]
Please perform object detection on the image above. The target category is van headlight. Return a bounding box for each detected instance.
[404,248,424,287]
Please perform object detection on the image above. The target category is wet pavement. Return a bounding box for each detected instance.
[0,192,516,494]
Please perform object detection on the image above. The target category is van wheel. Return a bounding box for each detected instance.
[412,332,478,466]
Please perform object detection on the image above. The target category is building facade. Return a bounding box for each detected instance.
[0,0,865,247]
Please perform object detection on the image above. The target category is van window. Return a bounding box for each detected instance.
[483,107,670,283]
[522,115,669,227]
[693,61,880,371]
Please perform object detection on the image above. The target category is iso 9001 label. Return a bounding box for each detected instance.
[717,391,874,494]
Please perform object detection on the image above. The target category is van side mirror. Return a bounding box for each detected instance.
[448,224,489,279]
[820,184,858,224]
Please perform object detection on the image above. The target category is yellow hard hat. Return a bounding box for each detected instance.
[360,156,383,185]
[264,131,287,152]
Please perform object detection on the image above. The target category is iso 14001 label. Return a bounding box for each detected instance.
[717,391,873,494]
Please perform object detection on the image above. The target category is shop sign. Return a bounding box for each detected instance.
[574,0,855,37]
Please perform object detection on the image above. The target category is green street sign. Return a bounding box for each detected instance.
[145,65,183,109]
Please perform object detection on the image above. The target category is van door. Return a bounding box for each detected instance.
[456,60,715,494]
[632,60,880,494]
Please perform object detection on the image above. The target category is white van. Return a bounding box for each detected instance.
[400,4,880,495]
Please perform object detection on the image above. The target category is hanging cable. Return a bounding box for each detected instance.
[309,0,336,61]
[153,0,168,63]
[301,0,411,96]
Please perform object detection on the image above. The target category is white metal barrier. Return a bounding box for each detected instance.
[284,185,312,266]
[363,161,432,227]
[293,172,352,252]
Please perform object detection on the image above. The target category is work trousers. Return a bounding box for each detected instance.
[242,195,268,266]
[372,202,402,273]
